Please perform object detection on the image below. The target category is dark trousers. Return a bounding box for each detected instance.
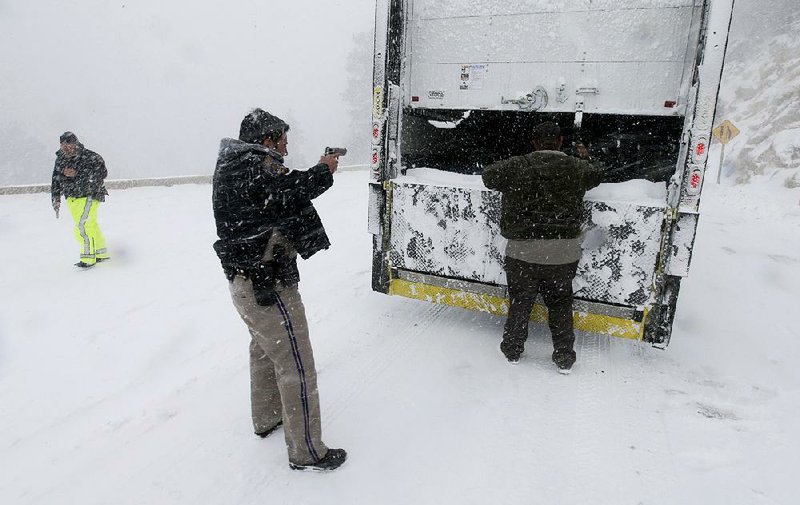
[503,257,579,357]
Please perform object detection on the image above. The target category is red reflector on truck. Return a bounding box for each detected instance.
[664,100,677,108]
[696,143,705,156]
[411,96,420,102]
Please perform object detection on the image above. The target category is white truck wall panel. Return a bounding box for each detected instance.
[409,0,699,115]
[390,182,663,307]
[679,1,735,210]
[374,0,389,87]
[664,212,698,276]
[368,184,384,236]
[414,0,697,19]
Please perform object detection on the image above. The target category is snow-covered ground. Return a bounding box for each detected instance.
[1,171,798,505]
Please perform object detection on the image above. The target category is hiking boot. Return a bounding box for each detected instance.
[74,261,95,269]
[289,448,347,472]
[255,421,282,439]
[500,341,522,364]
[552,350,576,375]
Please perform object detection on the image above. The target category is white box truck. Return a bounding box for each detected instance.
[368,0,736,346]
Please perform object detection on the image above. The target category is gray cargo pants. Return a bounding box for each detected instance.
[229,276,328,465]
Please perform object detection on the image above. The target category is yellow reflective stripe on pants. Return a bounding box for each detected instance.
[66,197,108,264]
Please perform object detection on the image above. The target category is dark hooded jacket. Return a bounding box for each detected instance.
[212,138,333,303]
[51,142,108,201]
[482,150,604,240]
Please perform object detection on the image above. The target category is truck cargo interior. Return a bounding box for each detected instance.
[401,109,684,184]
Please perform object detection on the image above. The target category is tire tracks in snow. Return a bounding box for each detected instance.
[568,333,677,503]
[321,301,447,428]
[568,331,610,503]
[621,340,678,499]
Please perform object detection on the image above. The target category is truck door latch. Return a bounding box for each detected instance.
[574,87,600,128]
[501,86,549,111]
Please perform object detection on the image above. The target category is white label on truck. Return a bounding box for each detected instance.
[459,64,488,90]
[373,86,384,119]
[428,90,445,100]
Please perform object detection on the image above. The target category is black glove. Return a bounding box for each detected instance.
[250,262,278,306]
[272,246,300,286]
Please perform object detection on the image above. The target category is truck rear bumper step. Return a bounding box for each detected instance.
[392,269,646,340]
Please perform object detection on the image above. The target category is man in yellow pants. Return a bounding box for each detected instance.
[51,132,110,268]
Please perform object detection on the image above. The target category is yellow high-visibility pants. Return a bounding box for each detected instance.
[66,197,109,265]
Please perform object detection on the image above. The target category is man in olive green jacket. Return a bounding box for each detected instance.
[482,122,603,374]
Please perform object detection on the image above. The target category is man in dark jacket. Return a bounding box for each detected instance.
[212,108,346,472]
[482,122,604,374]
[51,132,110,268]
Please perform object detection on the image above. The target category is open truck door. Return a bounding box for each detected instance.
[369,0,736,347]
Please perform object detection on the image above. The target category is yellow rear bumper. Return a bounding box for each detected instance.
[389,278,644,340]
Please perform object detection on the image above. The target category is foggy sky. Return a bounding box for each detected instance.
[0,0,796,185]
[0,0,375,183]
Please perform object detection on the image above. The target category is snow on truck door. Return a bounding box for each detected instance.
[406,0,700,117]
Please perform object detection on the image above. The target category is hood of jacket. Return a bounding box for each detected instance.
[216,138,283,167]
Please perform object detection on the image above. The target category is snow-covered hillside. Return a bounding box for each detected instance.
[717,18,800,186]
[1,172,798,504]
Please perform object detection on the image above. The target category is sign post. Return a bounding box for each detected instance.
[711,120,740,184]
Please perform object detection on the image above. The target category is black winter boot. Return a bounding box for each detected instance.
[552,349,576,374]
[289,448,347,472]
[500,340,523,364]
[255,420,282,439]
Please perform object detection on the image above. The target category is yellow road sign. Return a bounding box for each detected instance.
[712,120,740,145]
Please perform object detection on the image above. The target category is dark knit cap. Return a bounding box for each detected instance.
[532,122,561,141]
[60,131,78,144]
[239,108,290,144]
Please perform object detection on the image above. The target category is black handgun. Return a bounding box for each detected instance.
[324,147,348,156]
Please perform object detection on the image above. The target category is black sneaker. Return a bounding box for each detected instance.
[500,341,522,364]
[552,350,576,375]
[289,448,347,472]
[255,421,282,439]
[74,261,95,269]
